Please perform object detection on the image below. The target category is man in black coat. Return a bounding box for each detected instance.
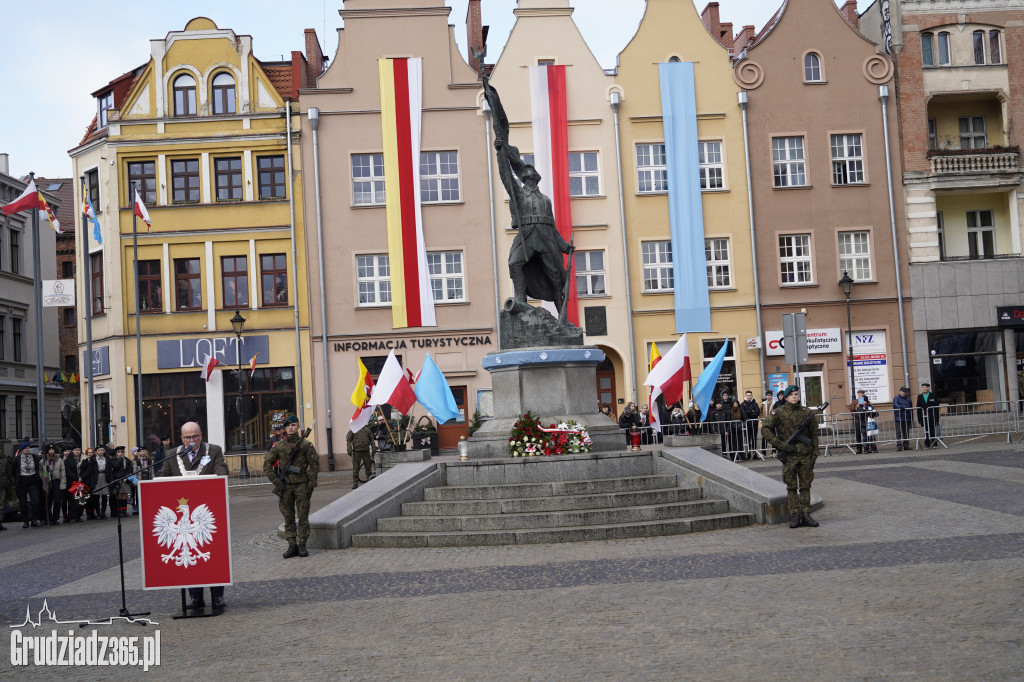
[12,442,41,528]
[61,446,79,522]
[916,382,941,448]
[739,391,761,459]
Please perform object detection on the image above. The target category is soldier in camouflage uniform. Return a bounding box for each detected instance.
[264,414,319,558]
[347,418,377,489]
[761,385,821,529]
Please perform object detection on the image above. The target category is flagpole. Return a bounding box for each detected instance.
[81,177,96,449]
[131,182,144,448]
[29,172,48,446]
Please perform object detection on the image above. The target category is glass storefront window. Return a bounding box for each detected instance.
[141,371,208,450]
[224,366,296,451]
[927,331,1005,404]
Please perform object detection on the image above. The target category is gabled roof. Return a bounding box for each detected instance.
[259,61,295,100]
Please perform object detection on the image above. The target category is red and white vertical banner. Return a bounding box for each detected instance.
[379,57,436,329]
[529,64,579,325]
[138,476,232,590]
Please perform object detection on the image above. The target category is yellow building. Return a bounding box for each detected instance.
[69,18,318,460]
[614,0,763,404]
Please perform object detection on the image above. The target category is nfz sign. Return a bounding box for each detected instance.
[997,306,1024,327]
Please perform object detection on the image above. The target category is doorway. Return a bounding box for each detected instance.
[596,358,616,417]
[437,385,467,449]
[797,367,824,408]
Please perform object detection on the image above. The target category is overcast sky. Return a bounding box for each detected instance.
[2,0,869,179]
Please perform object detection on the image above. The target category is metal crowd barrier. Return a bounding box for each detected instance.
[223,453,273,487]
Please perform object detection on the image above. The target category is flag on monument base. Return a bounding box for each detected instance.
[367,350,417,414]
[648,342,663,432]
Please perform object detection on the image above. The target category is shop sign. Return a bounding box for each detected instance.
[333,335,493,353]
[156,335,270,369]
[846,330,890,403]
[82,346,110,377]
[765,328,841,357]
[42,279,74,307]
[996,306,1024,327]
[767,373,788,395]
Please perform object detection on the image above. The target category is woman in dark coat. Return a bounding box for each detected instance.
[707,400,730,454]
[79,448,99,520]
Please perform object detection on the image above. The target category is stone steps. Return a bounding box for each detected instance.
[352,474,754,548]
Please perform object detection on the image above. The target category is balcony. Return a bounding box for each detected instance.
[927,147,1022,191]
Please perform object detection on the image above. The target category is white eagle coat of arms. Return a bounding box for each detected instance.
[152,497,217,568]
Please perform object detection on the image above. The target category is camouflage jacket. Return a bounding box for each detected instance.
[264,434,319,488]
[761,401,819,457]
[346,423,376,454]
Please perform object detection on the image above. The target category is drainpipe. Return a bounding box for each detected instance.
[482,99,501,341]
[738,91,767,394]
[308,106,334,466]
[610,91,638,404]
[285,101,311,461]
[879,85,911,389]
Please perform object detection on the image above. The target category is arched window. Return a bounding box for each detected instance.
[668,56,681,63]
[173,74,197,117]
[804,53,822,82]
[211,72,236,115]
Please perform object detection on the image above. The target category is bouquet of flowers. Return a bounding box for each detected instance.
[542,420,593,456]
[508,412,546,457]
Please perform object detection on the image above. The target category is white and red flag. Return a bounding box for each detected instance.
[2,179,62,233]
[200,355,221,382]
[134,188,152,230]
[529,64,578,325]
[644,334,691,409]
[367,349,417,414]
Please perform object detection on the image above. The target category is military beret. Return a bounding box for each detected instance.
[283,414,299,426]
[782,385,800,398]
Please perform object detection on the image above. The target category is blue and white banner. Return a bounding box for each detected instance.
[659,61,711,333]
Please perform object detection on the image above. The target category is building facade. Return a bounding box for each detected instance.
[69,18,315,454]
[298,0,497,461]
[862,0,1024,405]
[0,157,62,452]
[733,0,914,407]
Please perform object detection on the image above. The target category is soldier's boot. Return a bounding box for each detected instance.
[297,544,309,558]
[789,512,801,528]
[801,512,819,527]
[352,480,359,489]
[283,542,300,559]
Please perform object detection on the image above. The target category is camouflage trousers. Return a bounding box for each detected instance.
[279,484,311,544]
[352,450,373,482]
[782,453,816,513]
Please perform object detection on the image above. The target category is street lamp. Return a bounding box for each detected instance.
[230,310,250,477]
[838,271,856,405]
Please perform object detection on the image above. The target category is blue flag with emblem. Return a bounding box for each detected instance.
[413,353,461,424]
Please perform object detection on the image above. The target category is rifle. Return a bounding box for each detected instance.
[272,424,314,498]
[776,395,834,464]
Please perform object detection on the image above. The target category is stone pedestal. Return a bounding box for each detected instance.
[465,346,622,457]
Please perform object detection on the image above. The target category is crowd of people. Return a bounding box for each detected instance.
[1,436,173,530]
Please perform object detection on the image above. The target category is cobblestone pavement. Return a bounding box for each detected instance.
[3,444,1023,679]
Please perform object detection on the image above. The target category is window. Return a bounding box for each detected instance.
[63,308,75,326]
[705,238,731,289]
[222,367,297,450]
[357,254,391,306]
[575,250,606,297]
[937,211,946,260]
[138,259,162,312]
[173,74,197,117]
[636,143,667,194]
[974,30,987,65]
[128,161,157,205]
[214,157,243,201]
[804,53,822,82]
[98,91,114,128]
[211,73,236,115]
[698,141,724,190]
[174,258,202,310]
[967,210,995,259]
[62,260,74,278]
[937,32,951,66]
[221,255,248,308]
[838,231,872,280]
[86,169,100,212]
[90,252,104,316]
[30,399,37,439]
[352,154,385,205]
[830,134,865,185]
[420,151,460,203]
[772,136,806,187]
[65,354,77,372]
[928,119,938,151]
[257,156,286,200]
[9,228,20,275]
[990,30,1002,65]
[0,316,4,360]
[779,234,812,284]
[170,159,200,204]
[0,397,5,440]
[569,152,600,197]
[12,318,23,362]
[538,59,555,66]
[959,116,987,149]
[426,251,465,302]
[15,396,23,440]
[260,253,288,306]
[921,33,935,67]
[642,241,674,292]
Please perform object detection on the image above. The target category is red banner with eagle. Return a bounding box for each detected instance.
[138,477,233,590]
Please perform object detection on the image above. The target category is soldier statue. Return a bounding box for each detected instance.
[761,385,821,528]
[264,415,319,558]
